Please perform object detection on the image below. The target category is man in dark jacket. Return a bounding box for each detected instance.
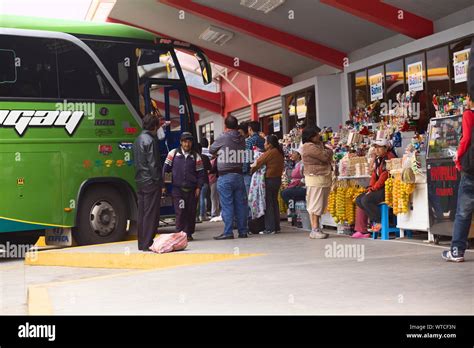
[133,114,163,251]
[209,116,248,239]
[163,132,207,241]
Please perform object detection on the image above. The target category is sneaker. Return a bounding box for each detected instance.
[441,250,464,263]
[352,232,364,238]
[309,230,328,239]
[259,230,276,235]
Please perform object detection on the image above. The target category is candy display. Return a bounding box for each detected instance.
[385,176,415,215]
[327,181,365,224]
[432,92,468,118]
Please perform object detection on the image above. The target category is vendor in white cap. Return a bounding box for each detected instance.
[354,138,396,236]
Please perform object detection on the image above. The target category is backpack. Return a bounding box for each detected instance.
[460,126,474,175]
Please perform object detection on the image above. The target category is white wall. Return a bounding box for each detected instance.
[196,111,224,140]
[315,74,343,130]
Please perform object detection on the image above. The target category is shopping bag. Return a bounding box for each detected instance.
[149,231,188,253]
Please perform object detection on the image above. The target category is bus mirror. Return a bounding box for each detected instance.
[0,50,16,84]
[195,52,212,85]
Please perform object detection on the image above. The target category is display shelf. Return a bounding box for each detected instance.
[338,175,371,180]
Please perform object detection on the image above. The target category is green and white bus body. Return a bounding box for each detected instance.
[0,16,212,246]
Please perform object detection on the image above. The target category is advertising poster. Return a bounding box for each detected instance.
[273,114,281,132]
[453,48,470,84]
[407,61,424,92]
[369,73,383,101]
[296,97,307,119]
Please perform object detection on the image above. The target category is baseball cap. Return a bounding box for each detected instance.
[180,132,194,141]
[373,139,389,147]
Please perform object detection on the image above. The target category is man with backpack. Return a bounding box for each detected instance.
[442,94,474,262]
[133,114,163,251]
[163,132,207,241]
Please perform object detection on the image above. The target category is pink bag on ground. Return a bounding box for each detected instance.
[149,232,188,254]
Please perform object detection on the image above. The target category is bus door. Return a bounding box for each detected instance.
[143,78,196,216]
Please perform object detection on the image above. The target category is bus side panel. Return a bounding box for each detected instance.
[0,152,62,233]
[0,101,139,232]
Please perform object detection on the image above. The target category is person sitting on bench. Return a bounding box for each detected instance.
[355,139,395,233]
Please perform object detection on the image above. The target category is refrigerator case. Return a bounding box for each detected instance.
[426,114,467,237]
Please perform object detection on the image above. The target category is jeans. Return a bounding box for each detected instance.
[356,189,385,223]
[243,174,252,196]
[210,182,220,217]
[265,177,282,232]
[217,173,248,236]
[451,172,474,257]
[199,183,209,218]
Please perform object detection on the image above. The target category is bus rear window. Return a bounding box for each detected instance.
[0,49,16,83]
[0,36,59,99]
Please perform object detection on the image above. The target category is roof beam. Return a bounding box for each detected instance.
[320,0,433,39]
[188,86,222,105]
[159,0,346,69]
[107,17,292,86]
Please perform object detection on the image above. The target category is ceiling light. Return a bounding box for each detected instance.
[240,0,285,14]
[199,25,234,46]
[85,0,116,22]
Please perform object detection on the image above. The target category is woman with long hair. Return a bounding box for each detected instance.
[251,134,285,234]
[301,126,333,239]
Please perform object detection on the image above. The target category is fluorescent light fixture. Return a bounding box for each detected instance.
[85,0,117,22]
[199,25,234,46]
[240,0,285,13]
[0,0,115,21]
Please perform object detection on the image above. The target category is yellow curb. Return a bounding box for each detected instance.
[28,286,53,315]
[25,251,264,269]
[35,234,138,248]
[35,236,46,247]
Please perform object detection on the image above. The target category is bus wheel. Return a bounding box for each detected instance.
[74,186,128,246]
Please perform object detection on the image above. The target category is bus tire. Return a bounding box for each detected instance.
[73,186,128,246]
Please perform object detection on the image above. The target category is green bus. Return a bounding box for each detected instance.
[0,15,212,246]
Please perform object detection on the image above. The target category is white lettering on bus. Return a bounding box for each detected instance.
[0,110,85,136]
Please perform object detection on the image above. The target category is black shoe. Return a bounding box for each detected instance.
[187,235,194,241]
[214,234,234,240]
[238,234,248,238]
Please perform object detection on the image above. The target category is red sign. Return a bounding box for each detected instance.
[436,187,454,196]
[429,165,457,181]
[98,145,113,155]
[125,127,138,135]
